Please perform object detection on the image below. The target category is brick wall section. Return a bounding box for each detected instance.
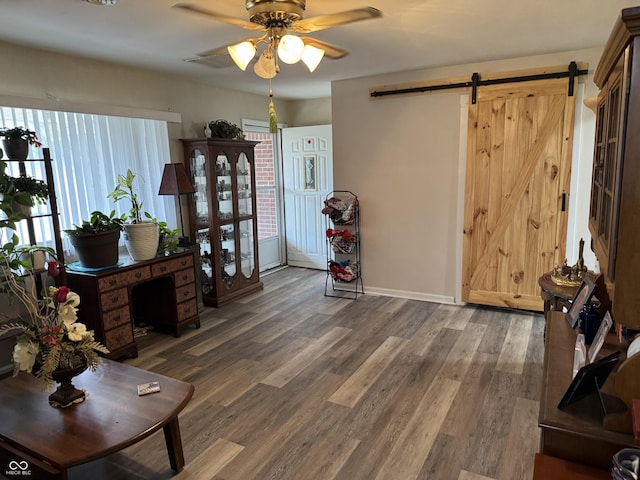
[245,132,276,240]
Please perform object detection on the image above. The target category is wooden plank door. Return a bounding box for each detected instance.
[462,77,576,311]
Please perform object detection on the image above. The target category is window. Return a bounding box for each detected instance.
[1,107,176,257]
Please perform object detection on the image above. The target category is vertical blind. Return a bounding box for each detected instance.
[0,106,176,257]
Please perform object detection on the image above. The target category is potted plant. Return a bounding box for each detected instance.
[107,169,159,261]
[0,173,49,215]
[0,127,42,160]
[208,119,245,140]
[64,210,124,268]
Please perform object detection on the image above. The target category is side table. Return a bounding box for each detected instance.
[538,272,579,316]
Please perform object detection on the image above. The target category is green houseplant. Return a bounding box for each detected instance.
[107,169,159,261]
[0,173,49,213]
[0,127,42,160]
[64,210,124,268]
[0,171,54,283]
[208,120,244,140]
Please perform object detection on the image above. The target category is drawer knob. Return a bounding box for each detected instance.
[135,272,143,279]
[111,296,119,303]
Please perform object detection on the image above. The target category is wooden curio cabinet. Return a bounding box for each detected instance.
[589,7,640,328]
[181,138,263,307]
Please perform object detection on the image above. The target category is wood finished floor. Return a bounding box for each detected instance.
[71,267,545,480]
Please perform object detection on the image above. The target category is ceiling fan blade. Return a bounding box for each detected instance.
[291,7,382,34]
[184,55,236,69]
[172,3,264,31]
[194,35,266,58]
[299,36,349,59]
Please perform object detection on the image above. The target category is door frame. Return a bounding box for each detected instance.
[242,118,287,272]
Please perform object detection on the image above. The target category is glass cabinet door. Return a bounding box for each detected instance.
[236,152,253,217]
[220,224,236,286]
[216,153,234,221]
[195,227,213,293]
[190,149,209,223]
[239,219,255,278]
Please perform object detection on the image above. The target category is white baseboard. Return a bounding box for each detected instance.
[364,286,456,305]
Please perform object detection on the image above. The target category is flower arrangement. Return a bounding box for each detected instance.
[0,126,42,147]
[0,260,109,390]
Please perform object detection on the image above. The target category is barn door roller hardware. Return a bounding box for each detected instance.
[370,62,588,103]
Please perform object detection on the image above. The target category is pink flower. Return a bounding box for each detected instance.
[41,325,60,347]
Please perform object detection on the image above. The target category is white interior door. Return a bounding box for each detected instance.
[282,125,333,269]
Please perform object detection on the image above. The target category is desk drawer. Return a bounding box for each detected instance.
[177,298,198,321]
[176,283,196,303]
[103,306,131,331]
[152,254,193,277]
[174,267,195,287]
[98,267,151,291]
[104,323,134,351]
[100,287,129,311]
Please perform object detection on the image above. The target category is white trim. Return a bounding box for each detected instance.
[0,94,182,123]
[364,286,456,305]
[242,118,288,130]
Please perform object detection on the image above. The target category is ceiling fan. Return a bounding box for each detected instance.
[173,0,383,78]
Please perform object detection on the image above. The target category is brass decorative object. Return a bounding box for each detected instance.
[551,238,593,286]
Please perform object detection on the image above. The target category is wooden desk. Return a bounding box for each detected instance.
[533,454,610,479]
[0,359,194,479]
[539,311,635,468]
[67,249,201,359]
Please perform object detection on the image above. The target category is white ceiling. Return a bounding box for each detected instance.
[0,0,637,100]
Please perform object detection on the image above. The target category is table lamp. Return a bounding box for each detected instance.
[158,163,195,247]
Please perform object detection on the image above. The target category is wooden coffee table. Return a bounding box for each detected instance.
[0,359,194,479]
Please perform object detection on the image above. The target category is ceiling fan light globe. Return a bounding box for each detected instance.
[301,44,324,72]
[277,35,304,64]
[228,41,256,71]
[254,50,277,79]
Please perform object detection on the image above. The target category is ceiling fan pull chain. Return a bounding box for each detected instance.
[269,86,278,134]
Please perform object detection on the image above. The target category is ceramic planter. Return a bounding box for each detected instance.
[123,222,159,261]
[2,138,29,160]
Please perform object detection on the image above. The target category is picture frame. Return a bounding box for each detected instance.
[303,154,317,192]
[588,311,614,364]
[565,276,596,329]
[557,350,621,410]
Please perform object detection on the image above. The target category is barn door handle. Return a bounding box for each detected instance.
[561,192,567,212]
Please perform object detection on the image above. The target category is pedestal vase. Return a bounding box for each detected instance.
[48,362,88,408]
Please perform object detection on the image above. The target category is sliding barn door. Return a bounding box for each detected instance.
[462,77,576,311]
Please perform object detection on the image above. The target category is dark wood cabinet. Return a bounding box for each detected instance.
[539,312,634,469]
[180,138,263,307]
[66,250,201,359]
[589,7,640,329]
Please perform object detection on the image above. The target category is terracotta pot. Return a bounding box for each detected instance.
[2,138,29,160]
[69,229,121,268]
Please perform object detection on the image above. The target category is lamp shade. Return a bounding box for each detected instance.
[277,35,304,64]
[254,49,277,79]
[228,41,256,71]
[301,44,325,72]
[158,163,195,195]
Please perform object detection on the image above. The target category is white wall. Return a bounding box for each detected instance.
[0,40,332,160]
[332,48,602,303]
